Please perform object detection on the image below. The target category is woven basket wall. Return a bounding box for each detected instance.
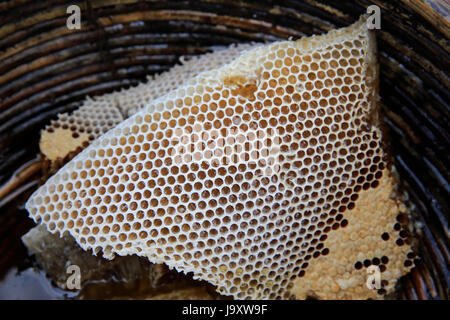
[0,0,448,299]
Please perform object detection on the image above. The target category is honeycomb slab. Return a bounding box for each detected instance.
[26,16,415,300]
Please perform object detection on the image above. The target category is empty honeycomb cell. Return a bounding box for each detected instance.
[26,16,415,300]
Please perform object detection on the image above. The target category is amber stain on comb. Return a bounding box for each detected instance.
[223,75,258,101]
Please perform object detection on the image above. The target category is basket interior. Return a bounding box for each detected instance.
[0,0,448,299]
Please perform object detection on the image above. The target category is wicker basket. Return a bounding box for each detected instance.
[0,0,448,299]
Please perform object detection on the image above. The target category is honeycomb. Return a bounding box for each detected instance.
[26,16,415,300]
[291,167,415,299]
[40,43,260,161]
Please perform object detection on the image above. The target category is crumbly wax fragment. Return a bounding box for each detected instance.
[22,224,168,290]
